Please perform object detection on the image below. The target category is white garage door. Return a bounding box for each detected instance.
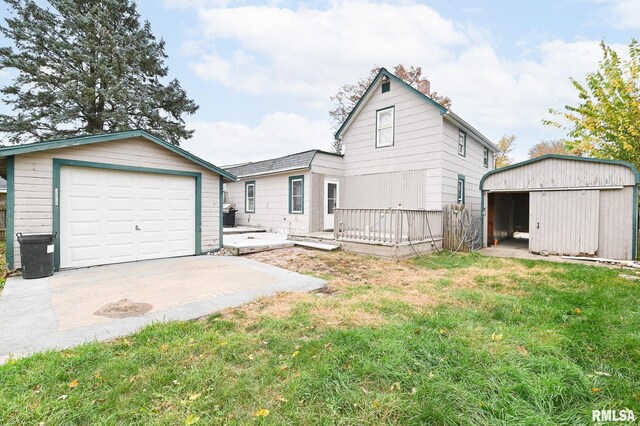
[60,166,196,269]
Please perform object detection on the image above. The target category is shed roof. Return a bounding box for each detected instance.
[334,67,498,152]
[0,130,236,181]
[223,149,342,178]
[480,154,640,191]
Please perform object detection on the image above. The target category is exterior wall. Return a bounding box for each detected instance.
[529,190,600,256]
[482,158,637,259]
[309,153,344,232]
[599,187,634,259]
[226,170,311,234]
[339,78,495,213]
[482,158,636,190]
[441,119,494,214]
[341,170,428,209]
[11,137,221,268]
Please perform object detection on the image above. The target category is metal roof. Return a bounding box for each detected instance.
[479,154,640,190]
[0,130,237,181]
[223,150,341,178]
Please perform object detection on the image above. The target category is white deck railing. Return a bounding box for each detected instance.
[334,208,443,245]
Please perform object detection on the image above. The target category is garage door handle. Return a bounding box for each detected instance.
[135,225,141,231]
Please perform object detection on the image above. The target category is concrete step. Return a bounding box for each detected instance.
[293,241,340,251]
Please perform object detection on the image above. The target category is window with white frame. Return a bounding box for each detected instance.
[376,107,394,148]
[483,147,489,168]
[458,130,466,156]
[289,175,304,214]
[245,181,255,213]
[457,175,465,204]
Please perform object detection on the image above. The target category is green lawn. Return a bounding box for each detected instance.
[1,250,639,425]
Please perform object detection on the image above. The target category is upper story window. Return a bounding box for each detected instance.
[483,147,489,168]
[289,175,304,214]
[458,130,466,157]
[381,82,390,93]
[376,107,394,148]
[245,181,255,213]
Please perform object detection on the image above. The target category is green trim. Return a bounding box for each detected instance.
[219,175,224,251]
[633,185,638,260]
[457,174,466,204]
[334,68,447,140]
[0,130,236,181]
[458,130,467,157]
[480,154,640,191]
[480,189,485,247]
[245,180,256,213]
[52,159,203,271]
[288,175,305,214]
[375,106,395,148]
[6,156,14,270]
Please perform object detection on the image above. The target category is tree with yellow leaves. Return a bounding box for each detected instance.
[495,134,517,168]
[543,40,640,169]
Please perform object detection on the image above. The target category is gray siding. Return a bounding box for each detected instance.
[482,158,636,190]
[599,187,634,259]
[12,138,222,269]
[441,119,494,214]
[341,170,429,209]
[340,79,444,179]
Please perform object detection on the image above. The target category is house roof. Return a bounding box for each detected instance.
[0,130,237,181]
[479,154,640,190]
[334,67,498,152]
[223,149,342,178]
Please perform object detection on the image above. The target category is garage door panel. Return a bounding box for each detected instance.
[60,166,196,269]
[530,190,599,256]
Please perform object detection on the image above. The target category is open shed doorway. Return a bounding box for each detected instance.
[487,192,530,250]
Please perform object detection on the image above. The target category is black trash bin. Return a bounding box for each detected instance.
[223,209,238,227]
[16,232,57,279]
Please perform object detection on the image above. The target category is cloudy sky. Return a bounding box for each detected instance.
[3,0,640,164]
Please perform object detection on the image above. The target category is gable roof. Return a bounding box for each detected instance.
[0,130,236,181]
[334,67,498,152]
[223,149,342,178]
[479,154,640,190]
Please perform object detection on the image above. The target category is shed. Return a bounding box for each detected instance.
[480,155,639,260]
[0,130,236,271]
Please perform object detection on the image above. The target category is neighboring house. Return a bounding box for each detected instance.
[223,149,343,234]
[225,68,498,240]
[0,130,236,271]
[481,155,639,260]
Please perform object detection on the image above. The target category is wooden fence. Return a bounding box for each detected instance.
[442,203,475,251]
[334,208,443,244]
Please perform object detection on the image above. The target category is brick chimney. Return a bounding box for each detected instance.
[417,79,431,95]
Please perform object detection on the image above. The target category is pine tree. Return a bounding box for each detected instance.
[0,0,198,145]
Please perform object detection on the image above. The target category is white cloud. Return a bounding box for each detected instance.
[180,112,333,166]
[189,2,468,100]
[608,0,640,29]
[178,1,626,159]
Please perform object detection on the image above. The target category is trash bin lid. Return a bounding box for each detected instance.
[16,233,57,244]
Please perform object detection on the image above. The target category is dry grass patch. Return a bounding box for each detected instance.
[234,248,555,328]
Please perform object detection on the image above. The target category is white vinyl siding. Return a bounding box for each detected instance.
[376,107,394,148]
[225,171,311,234]
[11,137,221,269]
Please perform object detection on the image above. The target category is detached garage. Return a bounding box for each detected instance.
[0,130,236,271]
[480,155,639,260]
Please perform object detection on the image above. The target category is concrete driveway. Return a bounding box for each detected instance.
[0,255,325,362]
